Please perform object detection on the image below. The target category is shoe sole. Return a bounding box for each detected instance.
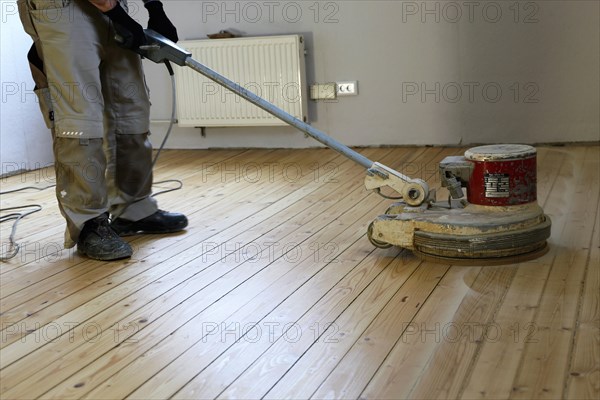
[77,248,133,261]
[114,227,187,237]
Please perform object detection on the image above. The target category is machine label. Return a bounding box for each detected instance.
[484,173,510,198]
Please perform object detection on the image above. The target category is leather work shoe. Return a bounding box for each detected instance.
[77,213,133,261]
[111,210,188,236]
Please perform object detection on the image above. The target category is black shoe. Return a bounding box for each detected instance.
[77,213,133,261]
[111,210,188,236]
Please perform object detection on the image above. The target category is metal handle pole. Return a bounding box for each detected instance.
[184,57,374,170]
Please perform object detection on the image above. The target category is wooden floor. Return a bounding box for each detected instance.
[0,146,598,400]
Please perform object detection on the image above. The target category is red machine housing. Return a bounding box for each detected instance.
[464,145,537,206]
[374,144,551,263]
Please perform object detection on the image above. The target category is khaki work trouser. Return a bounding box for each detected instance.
[19,0,158,247]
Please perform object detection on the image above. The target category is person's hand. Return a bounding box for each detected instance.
[145,0,179,42]
[104,3,147,50]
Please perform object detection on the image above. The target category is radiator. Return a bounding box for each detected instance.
[174,35,308,127]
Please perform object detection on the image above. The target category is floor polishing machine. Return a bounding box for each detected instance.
[134,30,552,265]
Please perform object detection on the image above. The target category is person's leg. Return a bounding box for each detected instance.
[101,18,159,222]
[19,0,131,259]
[102,1,187,235]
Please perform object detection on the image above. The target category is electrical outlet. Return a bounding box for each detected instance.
[336,81,358,96]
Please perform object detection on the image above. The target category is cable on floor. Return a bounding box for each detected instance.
[0,185,52,261]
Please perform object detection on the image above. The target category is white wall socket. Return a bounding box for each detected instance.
[336,81,358,96]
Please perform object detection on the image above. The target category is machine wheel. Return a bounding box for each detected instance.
[367,222,393,249]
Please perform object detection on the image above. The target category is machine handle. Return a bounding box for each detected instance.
[135,30,429,204]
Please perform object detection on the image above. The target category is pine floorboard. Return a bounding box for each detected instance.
[1,145,598,400]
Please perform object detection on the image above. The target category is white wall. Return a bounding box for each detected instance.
[0,0,53,175]
[141,0,599,149]
[1,0,598,167]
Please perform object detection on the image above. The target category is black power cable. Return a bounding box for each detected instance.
[0,187,49,261]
